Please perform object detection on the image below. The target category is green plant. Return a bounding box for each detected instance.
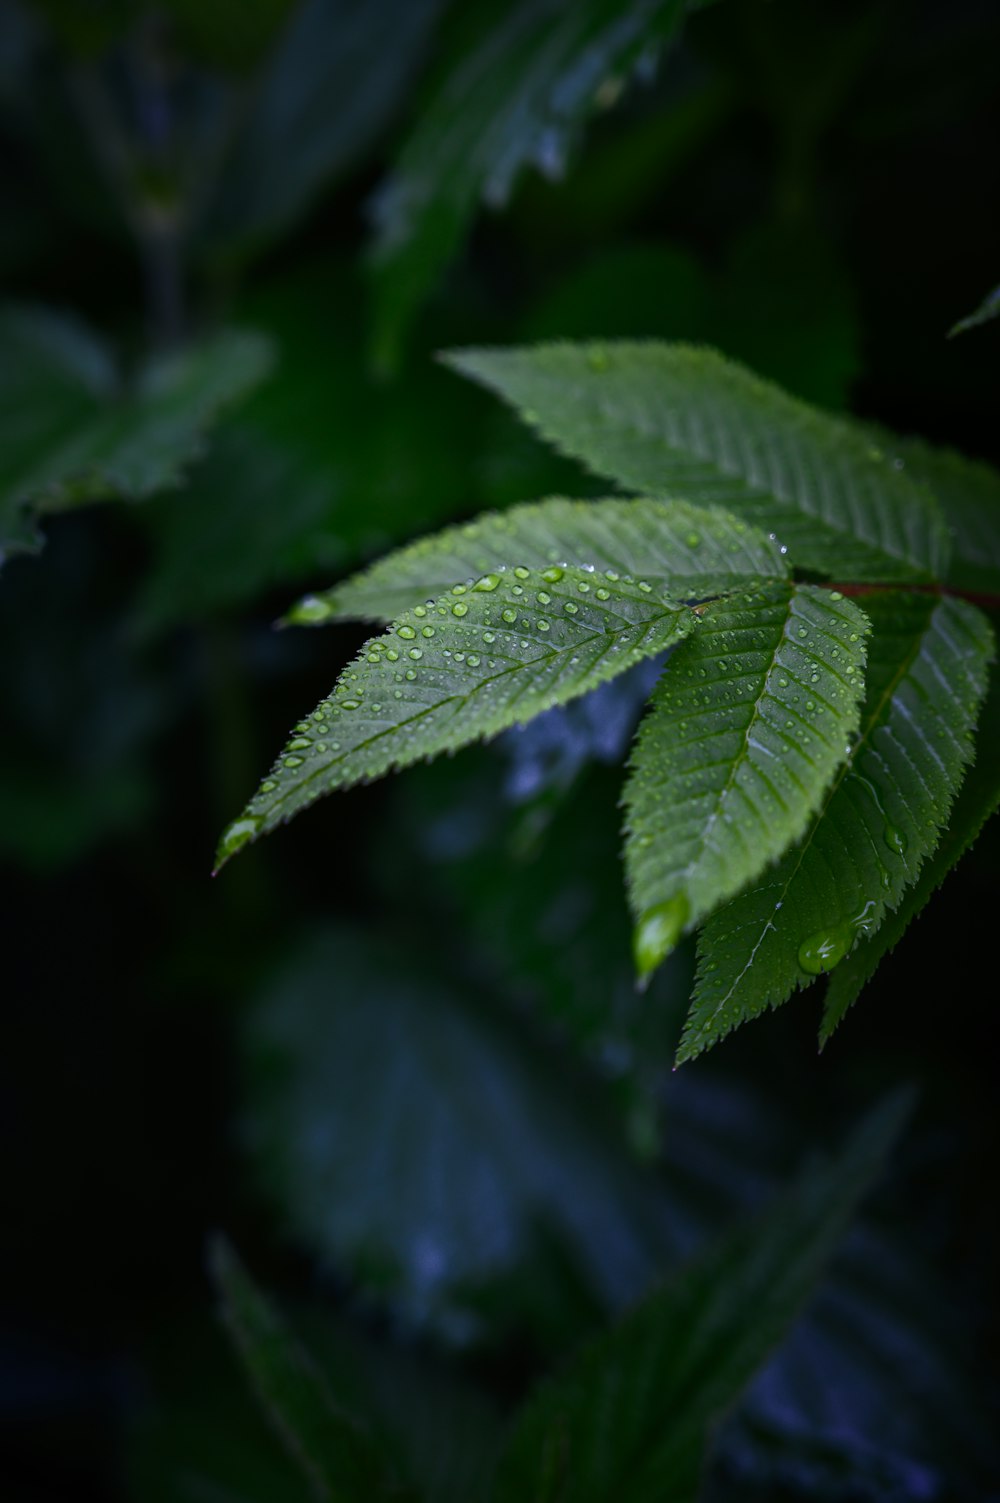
[217,341,998,1062]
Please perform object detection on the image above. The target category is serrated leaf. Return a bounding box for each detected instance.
[370,0,688,367]
[0,305,272,560]
[683,594,994,1061]
[884,433,1000,596]
[624,584,870,972]
[285,497,788,626]
[820,659,1000,1043]
[492,1096,908,1503]
[444,342,951,582]
[949,282,1000,336]
[211,1240,413,1503]
[217,566,697,867]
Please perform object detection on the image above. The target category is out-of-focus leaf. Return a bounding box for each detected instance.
[163,0,297,70]
[140,268,481,626]
[949,282,1000,336]
[201,0,445,258]
[370,0,689,369]
[211,1240,413,1502]
[0,305,272,562]
[241,928,678,1338]
[492,1096,908,1503]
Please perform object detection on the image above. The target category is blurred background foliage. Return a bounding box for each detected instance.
[1,0,999,1498]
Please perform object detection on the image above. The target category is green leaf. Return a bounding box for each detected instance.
[883,433,1000,596]
[242,928,678,1335]
[200,0,445,259]
[285,497,788,626]
[216,567,697,867]
[683,594,994,1061]
[0,305,272,560]
[370,0,688,368]
[211,1239,413,1503]
[948,282,1000,336]
[624,584,870,977]
[820,659,1000,1043]
[491,1095,909,1503]
[444,342,951,582]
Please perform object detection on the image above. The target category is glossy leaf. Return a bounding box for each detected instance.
[492,1096,908,1503]
[820,660,1000,1043]
[684,595,993,1060]
[217,567,697,866]
[624,584,870,974]
[285,496,788,626]
[0,305,272,560]
[370,0,688,366]
[211,1240,413,1502]
[445,342,951,581]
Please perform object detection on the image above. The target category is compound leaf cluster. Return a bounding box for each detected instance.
[219,340,997,1061]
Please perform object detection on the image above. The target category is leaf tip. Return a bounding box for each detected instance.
[632,894,689,986]
[213,813,262,873]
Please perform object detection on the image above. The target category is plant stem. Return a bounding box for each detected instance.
[821,581,1000,611]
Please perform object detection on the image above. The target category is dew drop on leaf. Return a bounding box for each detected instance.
[798,925,853,975]
[633,894,690,983]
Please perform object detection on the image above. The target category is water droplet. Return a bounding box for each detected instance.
[288,595,330,625]
[260,780,277,793]
[452,602,468,617]
[798,925,853,975]
[483,632,495,644]
[538,618,550,632]
[408,648,423,659]
[467,653,480,667]
[798,627,808,638]
[638,580,652,593]
[421,625,435,637]
[284,755,304,767]
[501,607,517,623]
[452,584,467,596]
[405,669,417,681]
[542,565,564,583]
[474,572,501,592]
[398,624,416,639]
[578,580,590,593]
[686,532,701,548]
[884,824,907,855]
[830,591,843,601]
[595,587,610,600]
[537,590,551,605]
[287,738,311,751]
[386,648,399,661]
[564,601,579,614]
[514,566,530,580]
[216,816,261,863]
[339,701,359,712]
[633,895,690,982]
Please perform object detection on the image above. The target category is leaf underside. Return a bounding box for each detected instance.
[217,566,697,867]
[492,1097,908,1503]
[683,594,993,1061]
[624,583,870,938]
[286,496,788,625]
[444,342,950,582]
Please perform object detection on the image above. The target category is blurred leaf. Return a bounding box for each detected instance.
[212,1240,414,1502]
[0,305,272,563]
[163,0,298,70]
[201,0,445,258]
[216,566,696,868]
[241,928,678,1337]
[520,244,712,343]
[285,496,787,626]
[949,282,1000,336]
[370,0,689,369]
[445,341,950,581]
[492,1095,909,1503]
[140,267,481,626]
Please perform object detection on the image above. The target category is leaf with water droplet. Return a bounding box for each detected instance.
[624,584,870,981]
[282,497,788,627]
[216,567,699,868]
[683,595,993,1061]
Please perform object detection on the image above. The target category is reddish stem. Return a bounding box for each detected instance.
[821,581,1000,612]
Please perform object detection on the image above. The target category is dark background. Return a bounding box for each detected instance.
[1,1,999,1499]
